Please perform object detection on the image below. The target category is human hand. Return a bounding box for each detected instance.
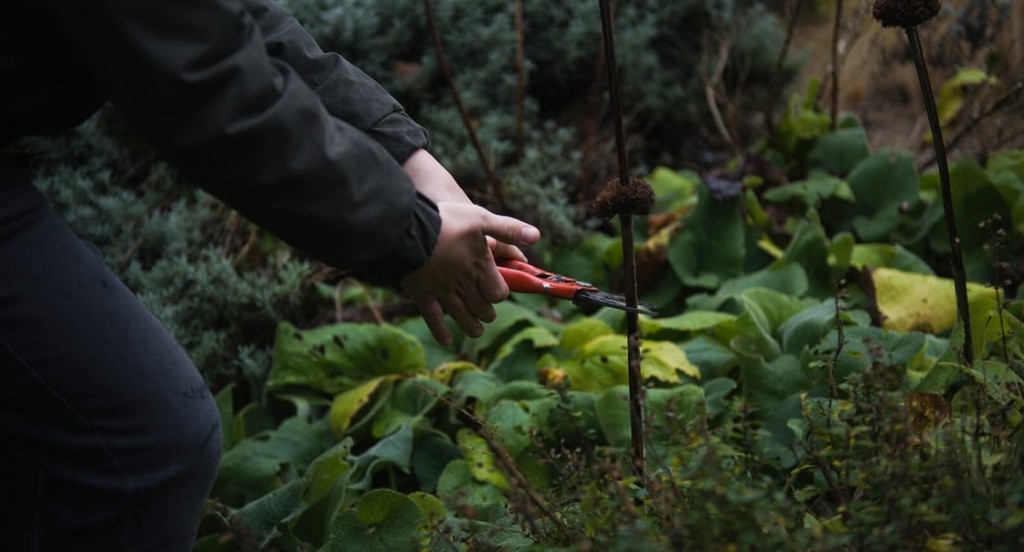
[401,201,541,345]
[403,148,529,262]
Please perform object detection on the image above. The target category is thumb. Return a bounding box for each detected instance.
[479,212,541,247]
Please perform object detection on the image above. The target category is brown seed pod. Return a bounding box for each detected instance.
[872,0,941,28]
[592,177,656,217]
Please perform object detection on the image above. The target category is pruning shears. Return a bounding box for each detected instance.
[495,257,657,317]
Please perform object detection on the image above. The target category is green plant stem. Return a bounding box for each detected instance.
[905,25,974,367]
[598,0,645,477]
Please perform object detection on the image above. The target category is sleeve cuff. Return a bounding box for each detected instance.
[352,192,440,287]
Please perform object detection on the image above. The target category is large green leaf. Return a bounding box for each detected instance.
[807,126,871,175]
[762,173,855,208]
[268,322,426,395]
[823,151,919,241]
[925,158,1017,282]
[668,181,746,288]
[648,166,699,212]
[215,416,333,505]
[328,489,427,552]
[489,325,560,381]
[639,310,736,339]
[349,423,416,490]
[369,376,448,438]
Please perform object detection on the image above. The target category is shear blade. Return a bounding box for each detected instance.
[574,290,658,317]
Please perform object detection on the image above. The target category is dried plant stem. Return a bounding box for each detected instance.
[513,0,526,162]
[830,0,843,130]
[423,0,508,211]
[598,0,645,477]
[905,26,974,366]
[703,37,738,155]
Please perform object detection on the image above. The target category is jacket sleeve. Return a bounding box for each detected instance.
[41,0,439,285]
[241,0,428,164]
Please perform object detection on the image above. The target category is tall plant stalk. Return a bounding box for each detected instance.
[597,0,645,476]
[905,26,974,366]
[872,0,974,368]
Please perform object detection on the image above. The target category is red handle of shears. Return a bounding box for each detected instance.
[495,257,596,300]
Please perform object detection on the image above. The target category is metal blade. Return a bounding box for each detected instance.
[573,290,658,317]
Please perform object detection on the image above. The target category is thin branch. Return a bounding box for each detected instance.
[918,82,1024,170]
[423,0,508,211]
[830,0,843,130]
[513,0,526,162]
[597,0,645,478]
[703,35,738,155]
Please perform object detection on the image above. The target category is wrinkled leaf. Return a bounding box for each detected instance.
[268,322,426,395]
[328,489,426,552]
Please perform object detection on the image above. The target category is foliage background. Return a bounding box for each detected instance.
[12,0,1024,550]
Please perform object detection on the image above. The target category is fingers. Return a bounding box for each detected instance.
[413,294,452,346]
[478,211,541,247]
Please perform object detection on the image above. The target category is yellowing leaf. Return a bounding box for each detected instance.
[456,429,510,491]
[870,268,997,334]
[329,376,395,436]
[558,335,700,393]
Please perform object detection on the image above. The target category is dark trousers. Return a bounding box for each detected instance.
[0,160,221,551]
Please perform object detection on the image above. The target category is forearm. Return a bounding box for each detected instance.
[43,0,438,282]
[241,0,429,164]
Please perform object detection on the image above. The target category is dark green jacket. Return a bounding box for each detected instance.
[1,0,439,285]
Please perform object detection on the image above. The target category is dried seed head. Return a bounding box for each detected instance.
[872,0,941,28]
[592,177,656,217]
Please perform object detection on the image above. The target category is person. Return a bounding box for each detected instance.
[0,0,540,549]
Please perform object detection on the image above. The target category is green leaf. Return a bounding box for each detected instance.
[648,166,699,212]
[328,489,427,552]
[849,243,934,274]
[668,182,746,288]
[214,383,238,451]
[594,386,633,449]
[489,326,560,382]
[463,301,560,360]
[780,210,834,298]
[762,173,855,208]
[936,68,998,127]
[639,310,737,338]
[596,384,706,450]
[807,126,871,175]
[927,158,1017,282]
[302,440,352,505]
[560,317,615,350]
[369,376,448,438]
[216,416,332,504]
[681,335,739,380]
[412,431,461,493]
[779,300,839,357]
[268,322,426,395]
[349,423,416,490]
[824,151,919,241]
[703,377,738,418]
[230,480,306,548]
[435,459,507,518]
